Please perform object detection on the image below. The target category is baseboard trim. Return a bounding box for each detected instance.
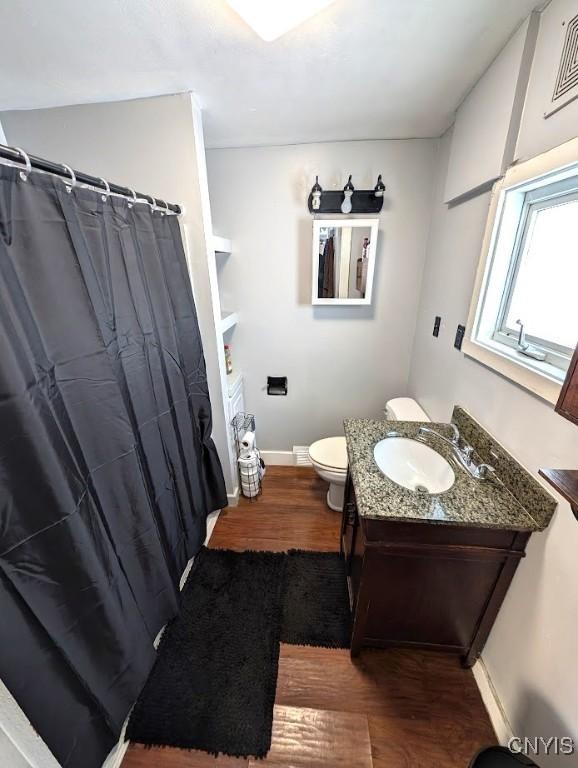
[260,450,294,466]
[227,487,240,506]
[472,657,513,746]
[102,732,129,768]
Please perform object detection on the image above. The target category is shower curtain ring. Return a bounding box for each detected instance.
[128,188,138,208]
[98,177,110,201]
[158,199,168,216]
[61,164,77,193]
[143,194,155,211]
[13,147,32,181]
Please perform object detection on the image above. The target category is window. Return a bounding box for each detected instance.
[494,181,578,365]
[465,140,578,404]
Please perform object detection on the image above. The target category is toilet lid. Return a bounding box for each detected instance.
[309,437,348,471]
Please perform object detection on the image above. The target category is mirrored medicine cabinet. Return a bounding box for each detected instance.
[311,218,378,306]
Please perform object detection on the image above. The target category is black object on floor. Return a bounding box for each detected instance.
[282,550,352,648]
[469,747,540,767]
[127,547,285,758]
[128,547,352,757]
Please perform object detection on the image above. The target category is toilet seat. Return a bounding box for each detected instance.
[309,436,348,472]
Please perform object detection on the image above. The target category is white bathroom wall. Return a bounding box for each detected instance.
[408,0,578,760]
[207,139,437,451]
[1,94,236,496]
[443,13,538,203]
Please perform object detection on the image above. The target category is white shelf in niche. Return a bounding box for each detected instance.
[226,369,243,396]
[220,310,239,333]
[213,235,233,254]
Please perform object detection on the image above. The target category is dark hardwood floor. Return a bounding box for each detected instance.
[123,466,496,768]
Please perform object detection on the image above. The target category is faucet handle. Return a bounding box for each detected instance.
[476,463,497,481]
[461,444,475,462]
[448,422,460,444]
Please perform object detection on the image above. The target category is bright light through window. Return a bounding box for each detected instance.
[467,148,578,402]
[505,199,578,349]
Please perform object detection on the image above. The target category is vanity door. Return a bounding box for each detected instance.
[340,472,364,610]
[340,472,357,564]
[354,521,528,665]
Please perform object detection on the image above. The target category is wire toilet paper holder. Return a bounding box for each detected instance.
[231,412,263,500]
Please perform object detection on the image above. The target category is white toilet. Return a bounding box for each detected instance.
[309,436,349,511]
[309,397,430,512]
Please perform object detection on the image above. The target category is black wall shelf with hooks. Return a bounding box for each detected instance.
[307,174,385,215]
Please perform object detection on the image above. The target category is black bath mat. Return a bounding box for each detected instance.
[282,550,352,648]
[127,547,285,758]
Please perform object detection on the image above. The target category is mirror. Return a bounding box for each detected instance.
[311,218,378,305]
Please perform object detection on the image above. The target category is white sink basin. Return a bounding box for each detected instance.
[373,437,455,494]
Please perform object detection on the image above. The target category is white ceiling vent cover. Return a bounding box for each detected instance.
[545,12,578,118]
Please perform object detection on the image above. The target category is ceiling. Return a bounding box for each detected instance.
[0,0,542,148]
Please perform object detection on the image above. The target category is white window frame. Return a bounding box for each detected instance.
[465,137,578,404]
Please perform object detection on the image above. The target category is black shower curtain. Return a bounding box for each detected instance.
[0,164,227,767]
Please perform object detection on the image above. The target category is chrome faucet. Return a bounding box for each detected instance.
[417,424,460,450]
[417,425,498,482]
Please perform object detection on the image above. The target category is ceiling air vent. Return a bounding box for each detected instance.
[545,12,578,118]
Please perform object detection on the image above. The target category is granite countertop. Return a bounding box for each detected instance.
[344,417,546,531]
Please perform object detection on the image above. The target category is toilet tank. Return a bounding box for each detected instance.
[385,397,430,422]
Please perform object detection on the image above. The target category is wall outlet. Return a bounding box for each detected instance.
[454,324,466,350]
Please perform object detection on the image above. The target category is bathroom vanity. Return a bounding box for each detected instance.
[342,407,556,666]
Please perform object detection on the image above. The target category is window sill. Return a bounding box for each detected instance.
[463,335,563,405]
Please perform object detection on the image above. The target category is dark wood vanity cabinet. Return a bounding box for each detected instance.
[556,343,578,426]
[540,343,578,518]
[340,472,529,667]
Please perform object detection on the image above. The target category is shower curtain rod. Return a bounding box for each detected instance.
[0,143,181,214]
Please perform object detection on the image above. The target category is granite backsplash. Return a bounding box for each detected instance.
[451,406,557,529]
